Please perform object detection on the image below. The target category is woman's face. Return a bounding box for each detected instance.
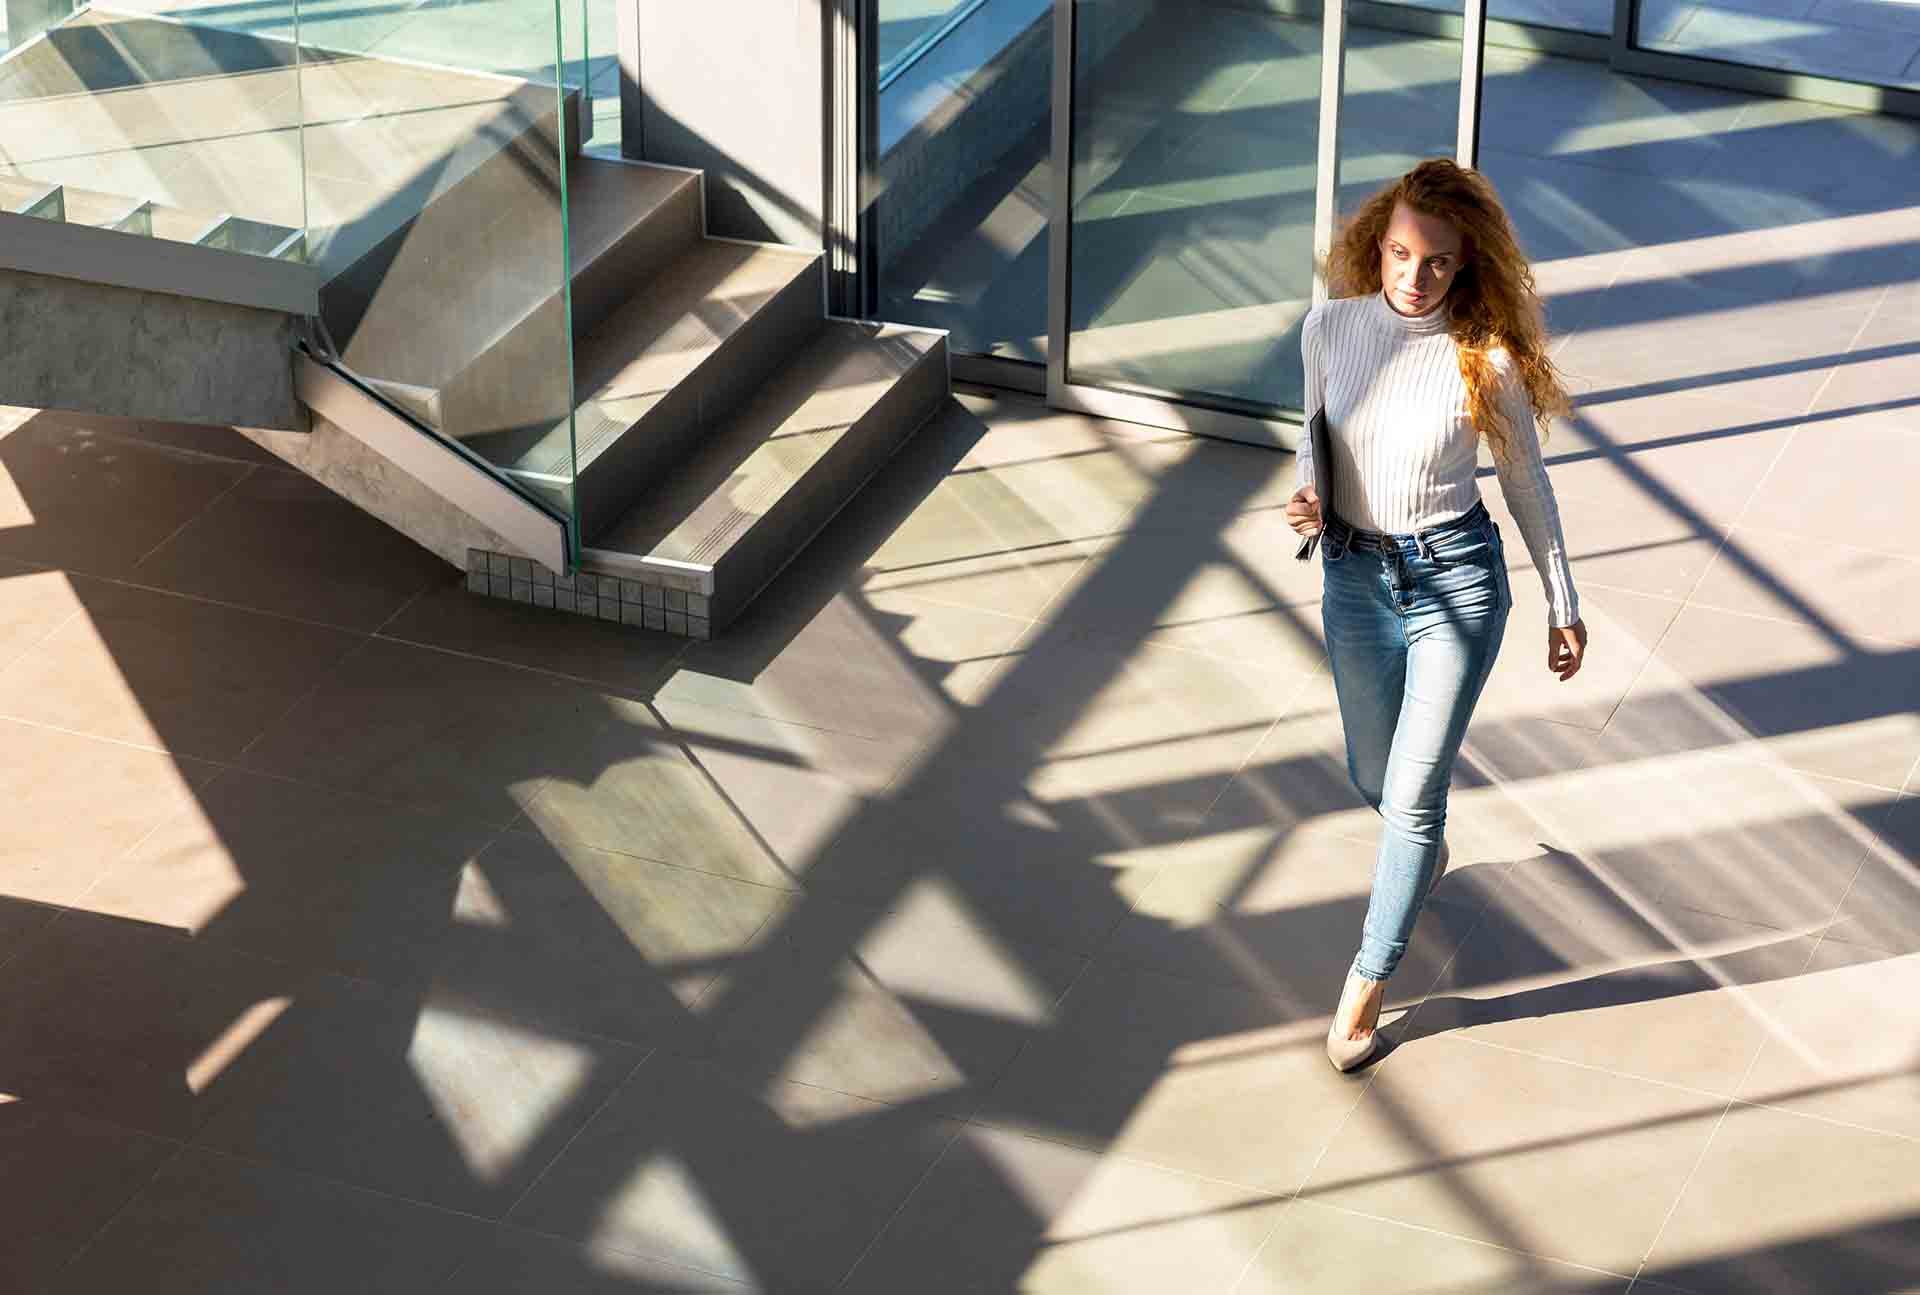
[1378,201,1464,317]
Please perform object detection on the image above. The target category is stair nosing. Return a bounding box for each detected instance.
[564,243,827,474]
[592,323,945,572]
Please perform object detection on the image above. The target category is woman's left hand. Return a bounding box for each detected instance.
[1548,620,1587,681]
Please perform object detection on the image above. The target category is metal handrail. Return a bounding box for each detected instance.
[877,0,998,92]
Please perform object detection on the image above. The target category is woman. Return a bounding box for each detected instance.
[1284,159,1589,1072]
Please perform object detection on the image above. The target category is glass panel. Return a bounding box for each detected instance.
[870,0,1054,362]
[1,0,79,54]
[1369,0,1612,36]
[298,0,584,537]
[1063,0,1323,414]
[1337,13,1463,218]
[1636,0,1920,89]
[0,2,310,261]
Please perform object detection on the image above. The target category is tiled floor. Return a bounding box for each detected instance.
[4,37,1920,1295]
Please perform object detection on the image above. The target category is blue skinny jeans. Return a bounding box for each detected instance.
[1321,499,1511,983]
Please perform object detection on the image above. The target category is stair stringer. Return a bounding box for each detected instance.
[241,353,570,576]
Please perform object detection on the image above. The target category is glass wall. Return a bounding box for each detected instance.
[1062,0,1324,415]
[1635,0,1920,89]
[869,0,1055,363]
[1373,0,1610,35]
[1336,13,1463,215]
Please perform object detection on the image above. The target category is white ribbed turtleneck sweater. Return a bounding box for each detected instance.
[1298,291,1580,628]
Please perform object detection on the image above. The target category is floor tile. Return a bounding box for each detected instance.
[650,698,907,882]
[938,631,1297,778]
[0,721,214,907]
[378,573,687,698]
[1508,744,1900,931]
[1603,603,1920,790]
[117,417,286,467]
[975,954,1385,1195]
[1741,407,1920,549]
[239,636,620,827]
[512,696,794,888]
[1638,1102,1920,1294]
[0,579,362,761]
[825,403,1101,621]
[691,891,1085,1114]
[131,466,448,632]
[659,588,1032,754]
[0,1105,177,1295]
[1690,93,1920,204]
[0,559,84,672]
[1235,1198,1632,1294]
[1298,1033,1724,1274]
[1820,793,1920,954]
[0,415,253,578]
[1687,527,1920,646]
[1474,580,1683,733]
[82,772,495,984]
[191,973,644,1218]
[842,1123,1291,1295]
[1482,484,1727,607]
[1809,298,1920,416]
[426,832,791,1048]
[1065,508,1328,677]
[48,1147,485,1295]
[1552,294,1867,413]
[441,1227,752,1293]
[1529,403,1796,529]
[1732,939,1920,1140]
[509,1055,960,1293]
[0,911,305,1138]
[1191,672,1374,836]
[1407,862,1822,1095]
[1106,823,1484,1009]
[788,775,1176,955]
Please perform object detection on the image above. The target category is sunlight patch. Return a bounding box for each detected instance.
[869,878,1056,1024]
[595,1152,755,1282]
[407,1004,593,1184]
[187,996,291,1095]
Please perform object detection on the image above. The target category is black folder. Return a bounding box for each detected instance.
[1294,408,1333,561]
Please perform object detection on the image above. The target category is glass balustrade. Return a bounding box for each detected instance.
[0,0,593,550]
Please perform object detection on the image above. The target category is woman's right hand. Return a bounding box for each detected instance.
[1285,486,1322,537]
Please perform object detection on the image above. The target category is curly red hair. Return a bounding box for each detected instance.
[1328,159,1571,461]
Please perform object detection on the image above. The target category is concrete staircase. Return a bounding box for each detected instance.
[0,7,949,640]
[317,150,948,640]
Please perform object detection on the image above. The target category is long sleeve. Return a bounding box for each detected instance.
[1489,356,1581,628]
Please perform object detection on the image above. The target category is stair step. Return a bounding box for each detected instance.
[328,156,702,463]
[588,320,948,631]
[576,242,824,410]
[564,158,703,337]
[499,239,824,528]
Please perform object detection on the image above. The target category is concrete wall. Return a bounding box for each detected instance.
[624,0,828,249]
[0,268,302,431]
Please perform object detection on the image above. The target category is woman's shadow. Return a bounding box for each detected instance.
[1366,838,1917,1060]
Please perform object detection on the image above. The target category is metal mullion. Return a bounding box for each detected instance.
[1457,0,1488,168]
[1313,0,1347,307]
[1612,0,1637,57]
[1044,0,1074,405]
